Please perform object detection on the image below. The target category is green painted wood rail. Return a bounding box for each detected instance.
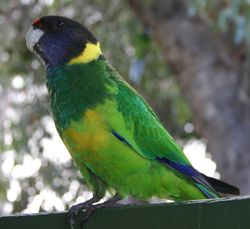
[0,196,250,229]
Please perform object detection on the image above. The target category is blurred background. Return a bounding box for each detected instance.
[1,0,250,215]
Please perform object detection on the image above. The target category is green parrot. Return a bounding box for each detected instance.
[26,16,239,226]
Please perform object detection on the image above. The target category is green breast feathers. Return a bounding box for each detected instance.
[46,58,114,133]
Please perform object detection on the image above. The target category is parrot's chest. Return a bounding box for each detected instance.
[61,109,109,159]
[46,63,113,134]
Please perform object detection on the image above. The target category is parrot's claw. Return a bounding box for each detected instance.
[68,195,101,229]
[80,201,121,228]
[68,194,121,229]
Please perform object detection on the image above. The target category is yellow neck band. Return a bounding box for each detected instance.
[68,42,102,65]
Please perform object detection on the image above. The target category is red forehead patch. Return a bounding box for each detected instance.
[32,18,41,26]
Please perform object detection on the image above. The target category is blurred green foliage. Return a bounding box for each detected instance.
[1,0,249,214]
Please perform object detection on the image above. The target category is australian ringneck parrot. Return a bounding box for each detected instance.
[26,15,239,224]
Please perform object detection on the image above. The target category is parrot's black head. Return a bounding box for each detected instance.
[26,16,99,67]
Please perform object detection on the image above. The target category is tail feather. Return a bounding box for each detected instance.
[195,183,219,198]
[203,174,240,195]
[157,158,219,198]
[156,157,240,198]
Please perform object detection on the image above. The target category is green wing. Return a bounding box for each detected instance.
[105,64,191,166]
[101,63,218,198]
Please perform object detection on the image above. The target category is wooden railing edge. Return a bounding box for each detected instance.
[1,195,250,229]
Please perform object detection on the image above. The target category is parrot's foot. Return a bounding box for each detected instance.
[68,195,101,229]
[80,194,121,227]
[68,194,121,229]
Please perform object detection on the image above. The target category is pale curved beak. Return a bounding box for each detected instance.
[26,27,44,52]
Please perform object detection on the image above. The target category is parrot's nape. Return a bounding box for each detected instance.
[26,16,240,228]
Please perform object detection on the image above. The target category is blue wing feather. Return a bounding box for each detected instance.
[156,157,218,198]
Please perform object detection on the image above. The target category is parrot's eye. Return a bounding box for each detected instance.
[57,21,64,28]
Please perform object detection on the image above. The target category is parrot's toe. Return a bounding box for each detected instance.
[68,195,102,229]
[80,201,122,228]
